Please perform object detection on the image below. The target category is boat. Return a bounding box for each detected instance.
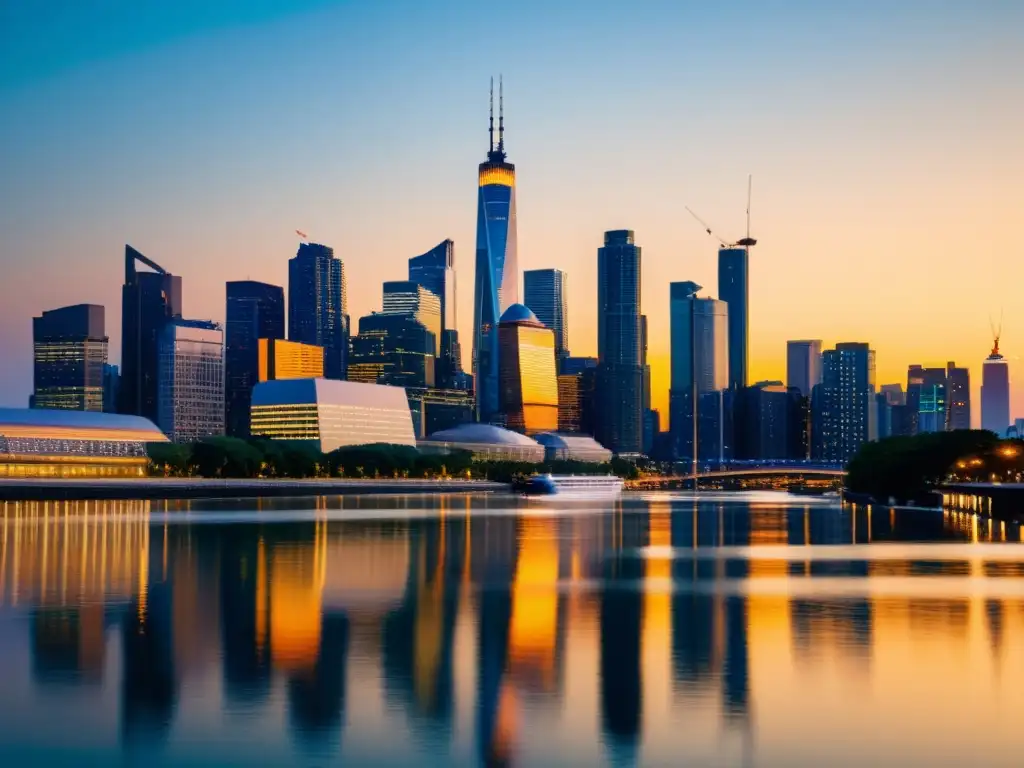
[522,473,624,500]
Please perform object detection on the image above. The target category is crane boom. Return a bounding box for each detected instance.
[685,206,728,247]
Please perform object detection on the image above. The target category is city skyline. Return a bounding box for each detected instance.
[0,2,1020,425]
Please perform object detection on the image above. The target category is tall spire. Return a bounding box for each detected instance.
[498,74,505,154]
[489,77,494,153]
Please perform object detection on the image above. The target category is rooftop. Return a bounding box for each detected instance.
[0,408,166,442]
[499,303,542,326]
[426,423,541,447]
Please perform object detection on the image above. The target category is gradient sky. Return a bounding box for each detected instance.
[1,0,1021,425]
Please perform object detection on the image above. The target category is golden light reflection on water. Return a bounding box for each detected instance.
[0,496,1023,764]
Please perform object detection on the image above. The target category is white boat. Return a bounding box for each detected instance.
[523,473,624,500]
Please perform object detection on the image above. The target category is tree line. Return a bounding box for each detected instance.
[845,430,1023,504]
[147,437,639,483]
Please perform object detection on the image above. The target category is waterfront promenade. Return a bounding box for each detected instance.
[0,477,508,501]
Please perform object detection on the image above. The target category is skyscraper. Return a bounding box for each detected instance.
[32,304,108,412]
[225,281,285,437]
[786,340,823,398]
[982,339,1010,435]
[946,361,971,430]
[348,313,435,389]
[382,281,442,357]
[120,245,182,420]
[157,319,224,443]
[669,282,729,462]
[473,77,518,422]
[258,339,324,381]
[733,382,804,460]
[817,342,876,464]
[596,230,643,454]
[524,269,568,360]
[718,247,748,390]
[906,365,948,433]
[497,304,558,435]
[289,242,349,380]
[409,239,463,387]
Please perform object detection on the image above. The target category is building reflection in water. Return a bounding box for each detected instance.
[3,495,1024,765]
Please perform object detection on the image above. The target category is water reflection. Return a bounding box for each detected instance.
[1,495,1024,765]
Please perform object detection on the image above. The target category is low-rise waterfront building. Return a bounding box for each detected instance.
[250,378,416,453]
[418,423,545,463]
[533,432,612,463]
[0,408,166,478]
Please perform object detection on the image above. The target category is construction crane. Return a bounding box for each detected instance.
[686,175,758,248]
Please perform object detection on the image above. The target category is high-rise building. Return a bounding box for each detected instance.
[982,340,1011,435]
[906,365,949,433]
[102,364,120,414]
[382,281,442,357]
[669,282,729,463]
[288,242,349,380]
[405,387,475,438]
[224,281,285,437]
[524,269,568,360]
[558,356,598,434]
[877,383,907,438]
[157,319,224,443]
[786,340,822,398]
[258,339,324,381]
[816,342,876,464]
[348,314,435,389]
[946,361,971,430]
[473,78,519,422]
[409,239,463,387]
[718,247,749,390]
[120,245,182,420]
[497,304,558,435]
[557,375,583,433]
[32,304,107,411]
[733,382,803,460]
[596,230,643,454]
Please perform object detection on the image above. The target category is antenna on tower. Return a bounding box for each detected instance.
[498,74,504,154]
[489,77,494,153]
[991,310,1004,357]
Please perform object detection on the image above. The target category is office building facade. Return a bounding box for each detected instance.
[409,239,464,387]
[382,281,442,357]
[497,304,558,435]
[102,364,120,414]
[982,342,1011,435]
[120,245,182,420]
[816,342,876,464]
[289,242,349,379]
[157,319,225,443]
[225,281,285,437]
[787,340,822,398]
[32,304,108,412]
[595,230,643,454]
[718,247,749,390]
[524,268,568,360]
[669,282,729,463]
[946,362,971,430]
[473,79,519,422]
[557,363,598,435]
[348,314,435,389]
[405,387,475,439]
[258,339,324,381]
[733,382,803,461]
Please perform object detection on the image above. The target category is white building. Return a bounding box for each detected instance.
[534,432,612,463]
[250,378,416,452]
[418,423,545,463]
[158,319,224,443]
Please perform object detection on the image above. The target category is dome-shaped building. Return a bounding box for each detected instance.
[418,423,545,463]
[533,432,612,463]
[498,304,558,435]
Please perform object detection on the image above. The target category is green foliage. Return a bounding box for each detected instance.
[844,430,1003,503]
[147,442,192,476]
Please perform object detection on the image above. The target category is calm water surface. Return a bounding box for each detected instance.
[1,492,1022,767]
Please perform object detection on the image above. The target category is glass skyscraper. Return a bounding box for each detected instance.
[473,78,518,422]
[946,361,971,430]
[786,340,823,398]
[348,313,435,389]
[523,268,568,360]
[32,304,108,412]
[382,281,442,357]
[225,281,285,437]
[718,247,749,390]
[157,319,225,443]
[497,304,558,435]
[409,239,464,388]
[289,242,349,380]
[817,342,876,463]
[596,230,643,454]
[120,245,182,421]
[669,282,729,462]
[982,341,1010,435]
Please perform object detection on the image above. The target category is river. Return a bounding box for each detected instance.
[0,492,1021,766]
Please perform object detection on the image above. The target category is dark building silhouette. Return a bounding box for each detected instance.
[102,363,120,413]
[119,245,181,420]
[718,247,749,390]
[474,78,519,423]
[557,357,598,435]
[348,313,435,388]
[596,230,643,454]
[946,362,971,430]
[224,281,285,437]
[816,342,876,463]
[409,239,465,388]
[32,304,108,412]
[289,242,349,380]
[733,382,804,460]
[524,268,568,361]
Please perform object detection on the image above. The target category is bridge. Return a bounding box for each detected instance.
[627,464,846,490]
